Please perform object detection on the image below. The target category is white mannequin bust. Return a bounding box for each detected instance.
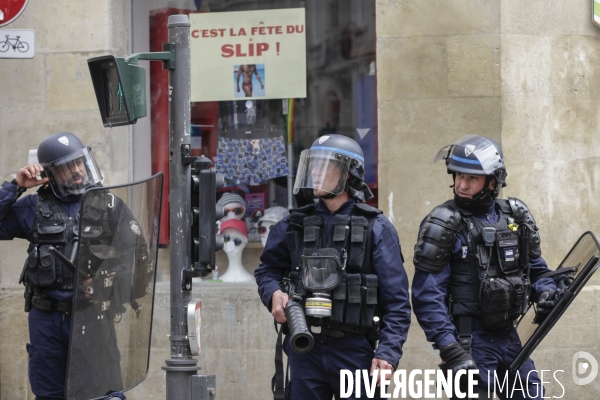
[260,220,276,247]
[219,219,254,282]
[258,206,288,248]
[222,201,246,221]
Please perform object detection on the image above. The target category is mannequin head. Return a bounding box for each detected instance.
[258,206,288,247]
[218,218,253,282]
[220,219,248,254]
[259,220,276,247]
[222,228,249,255]
[217,193,247,221]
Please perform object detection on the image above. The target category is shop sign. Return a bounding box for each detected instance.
[190,8,307,101]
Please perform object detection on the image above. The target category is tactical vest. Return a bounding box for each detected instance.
[285,202,382,333]
[23,189,79,290]
[447,199,532,330]
[22,189,112,290]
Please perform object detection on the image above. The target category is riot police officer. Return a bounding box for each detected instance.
[412,135,558,399]
[255,134,411,400]
[0,132,130,399]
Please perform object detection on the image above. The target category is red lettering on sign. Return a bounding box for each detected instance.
[257,43,269,55]
[221,44,234,57]
[221,43,270,57]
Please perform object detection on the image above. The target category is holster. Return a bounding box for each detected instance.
[23,284,33,312]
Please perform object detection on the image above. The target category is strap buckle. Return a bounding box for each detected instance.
[456,317,473,352]
[458,334,472,352]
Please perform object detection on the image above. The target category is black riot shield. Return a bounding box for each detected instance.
[510,231,600,372]
[65,173,163,400]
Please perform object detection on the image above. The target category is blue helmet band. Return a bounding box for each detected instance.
[311,145,364,163]
[450,154,481,165]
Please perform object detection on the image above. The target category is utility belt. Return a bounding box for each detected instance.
[25,286,72,314]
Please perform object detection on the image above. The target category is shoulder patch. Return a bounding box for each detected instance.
[129,220,141,235]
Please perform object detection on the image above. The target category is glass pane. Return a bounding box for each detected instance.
[149,0,377,212]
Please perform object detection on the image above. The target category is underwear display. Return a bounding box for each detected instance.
[216,135,289,185]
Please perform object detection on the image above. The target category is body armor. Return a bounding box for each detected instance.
[22,189,113,291]
[415,197,541,330]
[285,202,382,334]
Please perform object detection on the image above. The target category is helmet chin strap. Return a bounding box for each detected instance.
[451,174,496,206]
[319,192,337,200]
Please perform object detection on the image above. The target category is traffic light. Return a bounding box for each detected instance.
[88,55,147,127]
[191,157,224,275]
[87,46,175,128]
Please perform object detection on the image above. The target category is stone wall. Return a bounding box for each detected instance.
[376,0,600,398]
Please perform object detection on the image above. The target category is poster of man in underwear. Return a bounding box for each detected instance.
[235,64,265,97]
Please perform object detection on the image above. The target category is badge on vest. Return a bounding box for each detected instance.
[462,246,468,258]
[504,248,515,262]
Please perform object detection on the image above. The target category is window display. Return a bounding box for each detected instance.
[143,0,377,277]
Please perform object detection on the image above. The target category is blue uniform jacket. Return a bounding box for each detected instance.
[254,198,411,367]
[411,201,556,350]
[0,180,81,300]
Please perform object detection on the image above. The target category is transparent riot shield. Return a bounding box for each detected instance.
[65,173,163,400]
[510,231,600,371]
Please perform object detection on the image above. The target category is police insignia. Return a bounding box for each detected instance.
[129,221,141,235]
[318,136,330,144]
[464,144,475,157]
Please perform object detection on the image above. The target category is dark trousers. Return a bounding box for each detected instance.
[27,307,71,400]
[284,332,380,400]
[471,327,544,400]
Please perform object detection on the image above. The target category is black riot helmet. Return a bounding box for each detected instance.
[434,135,507,199]
[37,132,103,198]
[293,134,373,202]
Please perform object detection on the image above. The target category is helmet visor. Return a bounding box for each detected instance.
[293,148,351,197]
[434,135,504,176]
[43,148,102,197]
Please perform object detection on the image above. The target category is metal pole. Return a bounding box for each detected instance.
[162,14,198,400]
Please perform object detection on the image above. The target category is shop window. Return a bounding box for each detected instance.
[143,0,377,276]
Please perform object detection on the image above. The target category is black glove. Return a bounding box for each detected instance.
[439,342,477,372]
[534,290,558,324]
[439,343,480,396]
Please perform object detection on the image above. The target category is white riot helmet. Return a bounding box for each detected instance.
[37,132,102,198]
[293,134,373,202]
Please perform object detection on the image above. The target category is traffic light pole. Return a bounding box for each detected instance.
[87,13,216,400]
[161,14,215,400]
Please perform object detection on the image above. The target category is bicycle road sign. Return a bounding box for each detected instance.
[0,0,29,28]
[0,29,34,58]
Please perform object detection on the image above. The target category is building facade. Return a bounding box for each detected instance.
[1,0,600,398]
